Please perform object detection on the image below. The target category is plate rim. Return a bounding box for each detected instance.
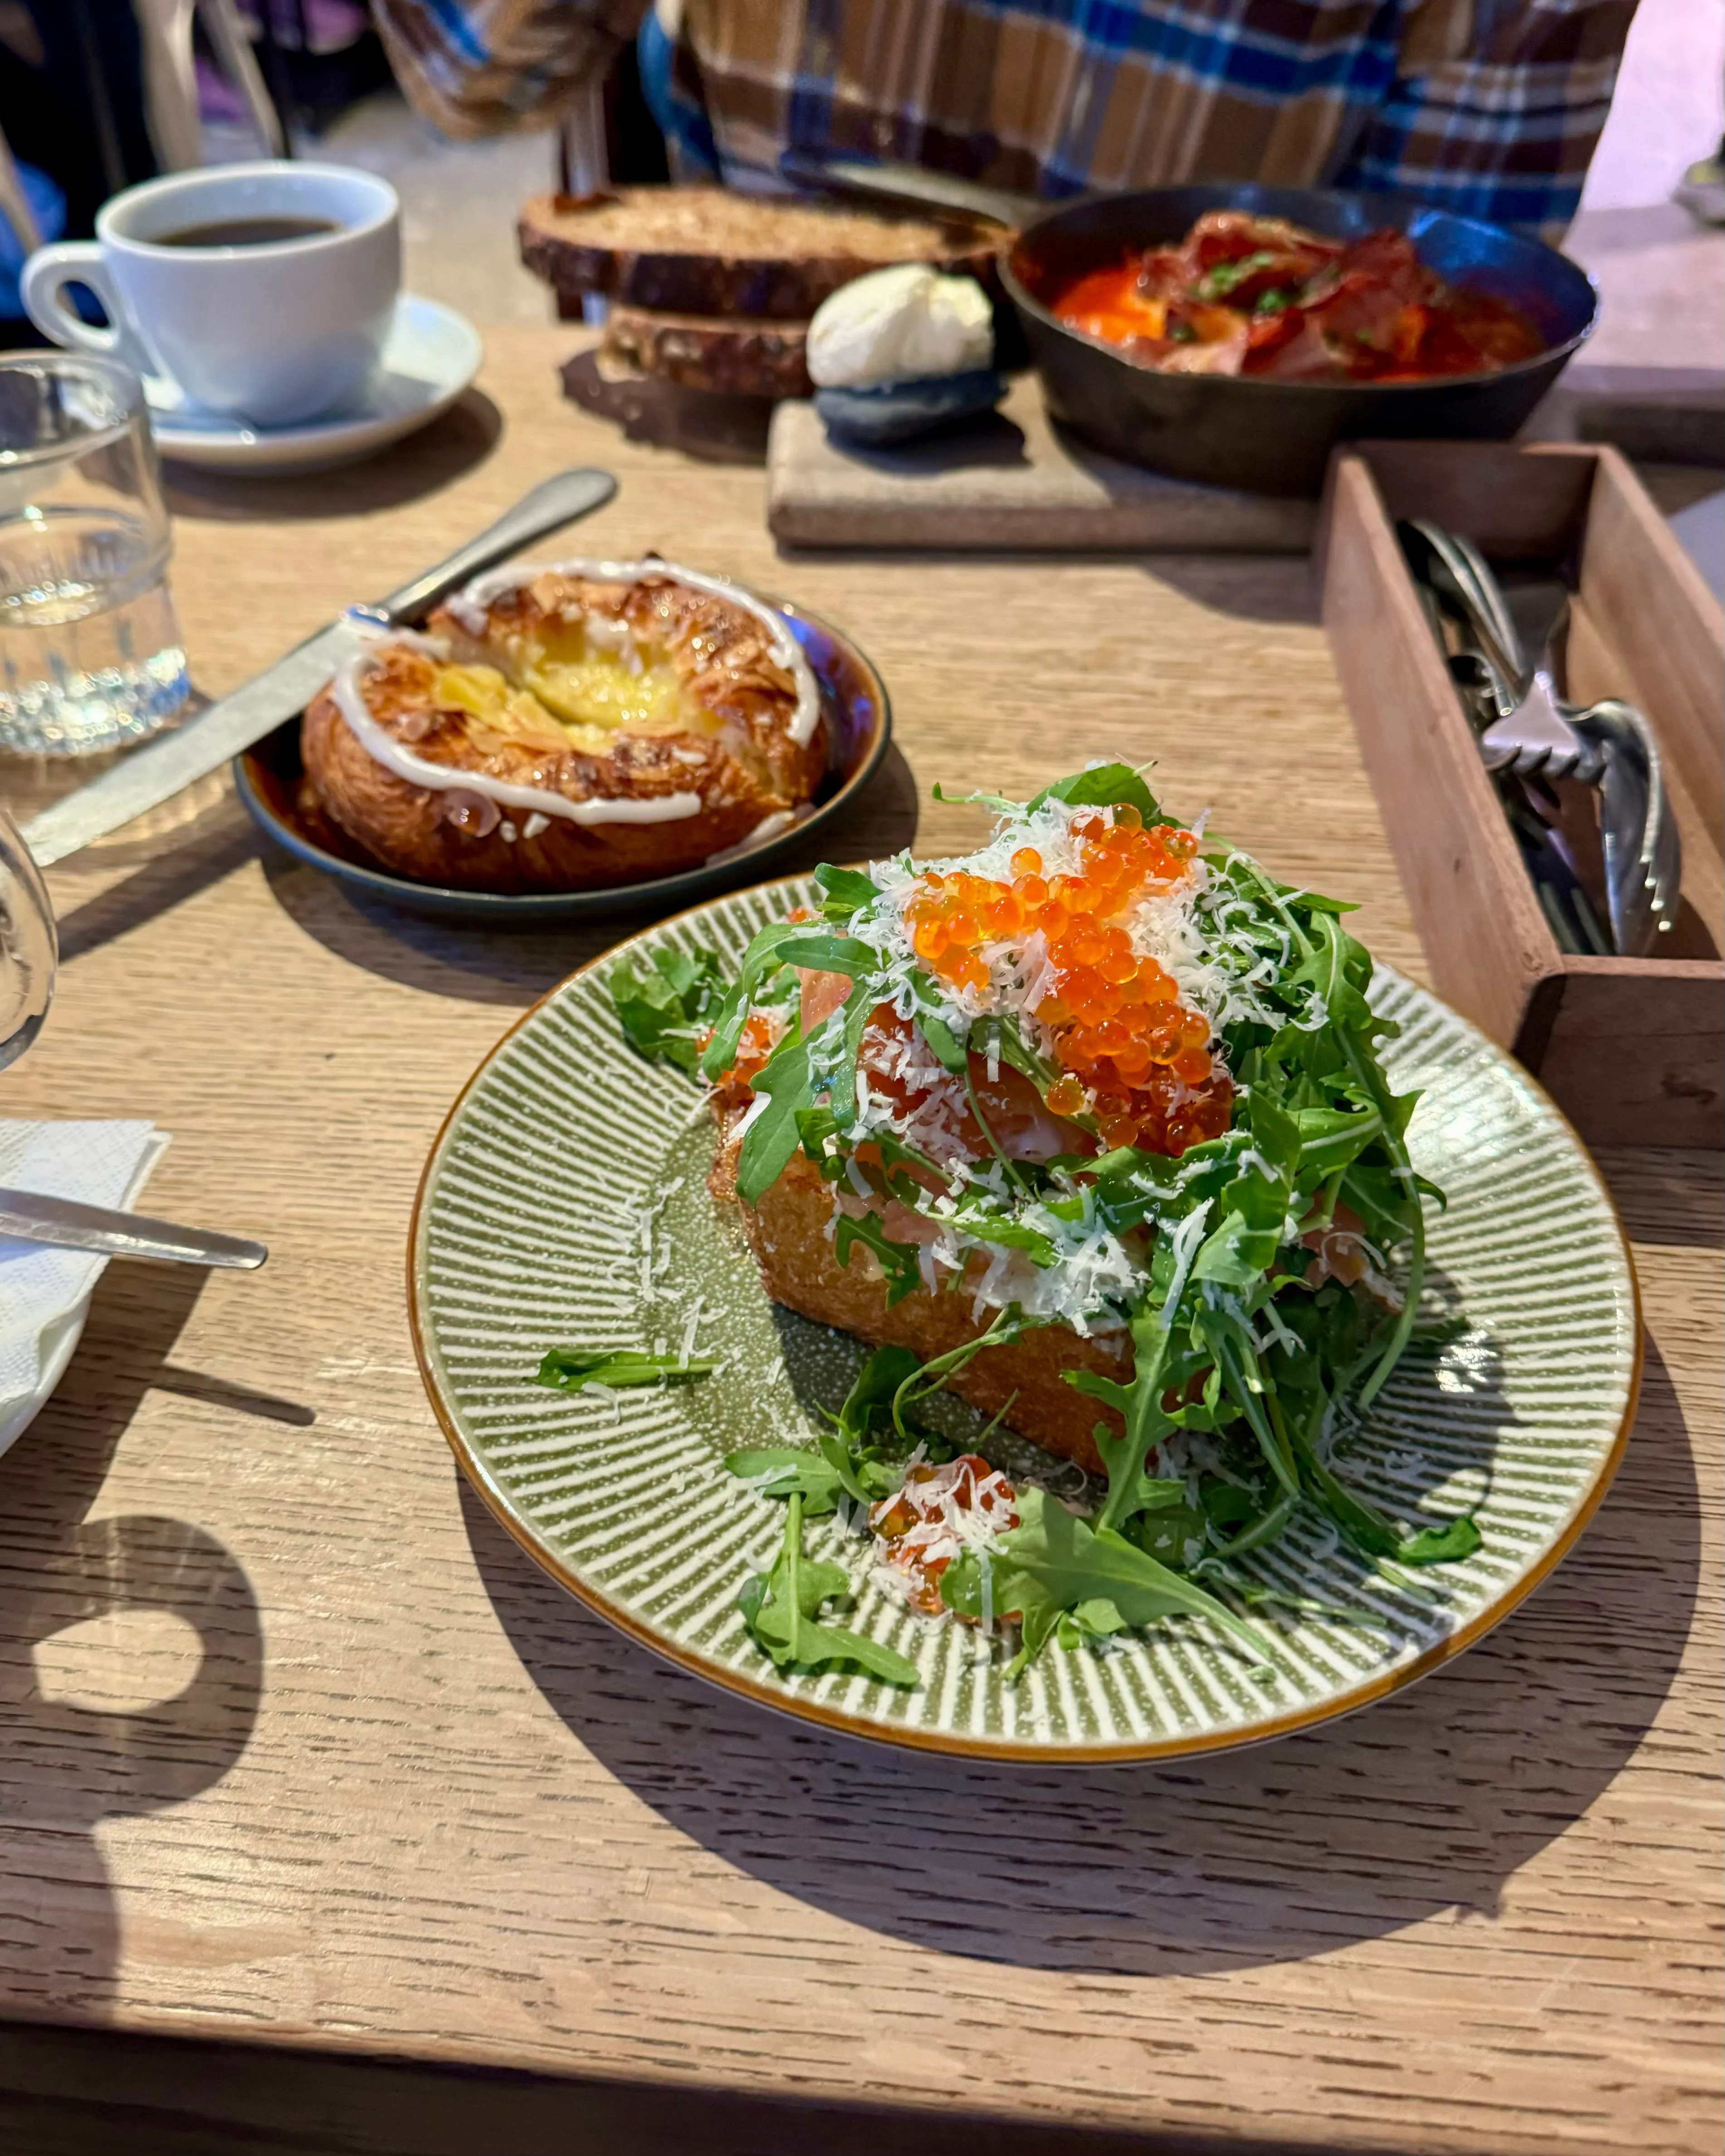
[234,597,894,923]
[408,872,1646,1763]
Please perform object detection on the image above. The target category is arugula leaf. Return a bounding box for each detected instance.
[1065,1300,1192,1533]
[795,1105,846,1178]
[972,1014,1060,1095]
[698,920,809,1083]
[736,1029,817,1205]
[925,1192,1058,1267]
[930,781,1026,816]
[888,1304,1037,1441]
[826,970,875,1132]
[840,1345,925,1432]
[939,1488,1273,1677]
[1056,1597,1129,1652]
[1397,1516,1485,1565]
[738,1493,920,1685]
[1120,1498,1207,1569]
[918,1010,970,1073]
[1028,763,1160,825]
[903,974,969,1074]
[1192,1298,1298,1498]
[724,1446,845,1515]
[1192,1208,1282,1289]
[771,932,881,979]
[534,1347,717,1392]
[1293,1103,1383,1175]
[813,864,881,922]
[833,1209,924,1306]
[609,945,728,1073]
[1283,1405,1481,1567]
[815,1346,946,1503]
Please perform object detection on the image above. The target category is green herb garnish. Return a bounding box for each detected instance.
[738,1493,920,1686]
[534,1347,717,1393]
[939,1487,1274,1680]
[609,945,728,1073]
[1194,249,1280,301]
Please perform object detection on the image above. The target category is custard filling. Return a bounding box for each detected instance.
[435,617,706,760]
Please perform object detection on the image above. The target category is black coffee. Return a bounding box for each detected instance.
[155,216,340,249]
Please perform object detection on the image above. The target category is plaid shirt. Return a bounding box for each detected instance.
[370,0,1635,233]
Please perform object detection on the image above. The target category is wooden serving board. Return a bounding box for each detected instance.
[767,375,1318,552]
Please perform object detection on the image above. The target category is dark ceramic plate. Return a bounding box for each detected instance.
[233,599,891,924]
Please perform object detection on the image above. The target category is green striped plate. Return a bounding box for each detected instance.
[410,877,1641,1761]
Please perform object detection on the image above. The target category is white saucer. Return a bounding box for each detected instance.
[146,294,484,474]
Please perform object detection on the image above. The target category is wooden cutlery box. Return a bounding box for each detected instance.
[1319,439,1724,1149]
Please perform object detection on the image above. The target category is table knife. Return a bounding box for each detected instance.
[19,466,618,869]
[0,1188,267,1268]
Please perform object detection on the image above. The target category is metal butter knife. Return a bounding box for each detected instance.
[0,1188,267,1268]
[20,466,618,868]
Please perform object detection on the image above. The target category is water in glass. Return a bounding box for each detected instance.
[0,354,188,756]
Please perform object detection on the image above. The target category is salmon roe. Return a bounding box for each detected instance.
[902,809,1231,1155]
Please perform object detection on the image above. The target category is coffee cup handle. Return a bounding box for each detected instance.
[20,243,158,382]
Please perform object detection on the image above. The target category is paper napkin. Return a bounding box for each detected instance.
[0,1119,168,1450]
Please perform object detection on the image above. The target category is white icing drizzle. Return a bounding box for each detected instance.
[704,808,795,865]
[328,632,702,829]
[442,555,821,749]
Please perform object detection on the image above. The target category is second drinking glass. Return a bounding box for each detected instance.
[0,350,188,756]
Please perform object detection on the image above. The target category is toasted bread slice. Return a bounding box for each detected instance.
[601,306,813,399]
[712,1131,1128,1474]
[519,187,1001,319]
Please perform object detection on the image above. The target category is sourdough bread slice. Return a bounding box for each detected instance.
[601,306,813,398]
[519,186,1002,320]
[712,1131,1129,1474]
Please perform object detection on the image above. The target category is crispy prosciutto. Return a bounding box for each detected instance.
[1053,211,1543,385]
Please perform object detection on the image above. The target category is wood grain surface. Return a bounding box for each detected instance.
[0,327,1718,2156]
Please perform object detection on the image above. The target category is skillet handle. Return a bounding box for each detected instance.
[781,153,1036,232]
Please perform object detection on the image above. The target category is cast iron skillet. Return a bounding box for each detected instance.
[796,162,1598,497]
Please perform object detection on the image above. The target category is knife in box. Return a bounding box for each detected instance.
[20,466,619,869]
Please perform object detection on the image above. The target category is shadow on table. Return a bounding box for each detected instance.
[161,389,503,522]
[463,1323,1697,1980]
[51,808,259,967]
[0,1266,268,2013]
[1593,1145,1725,1249]
[1143,554,1321,625]
[253,740,922,1008]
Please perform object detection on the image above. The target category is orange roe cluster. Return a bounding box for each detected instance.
[902,806,1232,1156]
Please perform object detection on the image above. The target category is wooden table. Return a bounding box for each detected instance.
[1,326,1719,2156]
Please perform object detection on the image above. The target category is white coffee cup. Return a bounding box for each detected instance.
[21,162,401,429]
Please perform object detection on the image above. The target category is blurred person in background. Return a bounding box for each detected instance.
[0,0,158,332]
[369,0,1639,235]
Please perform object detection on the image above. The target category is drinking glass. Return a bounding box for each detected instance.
[0,351,189,755]
[0,800,54,1070]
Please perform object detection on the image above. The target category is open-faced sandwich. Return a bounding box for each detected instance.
[302,557,826,893]
[568,761,1481,1686]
